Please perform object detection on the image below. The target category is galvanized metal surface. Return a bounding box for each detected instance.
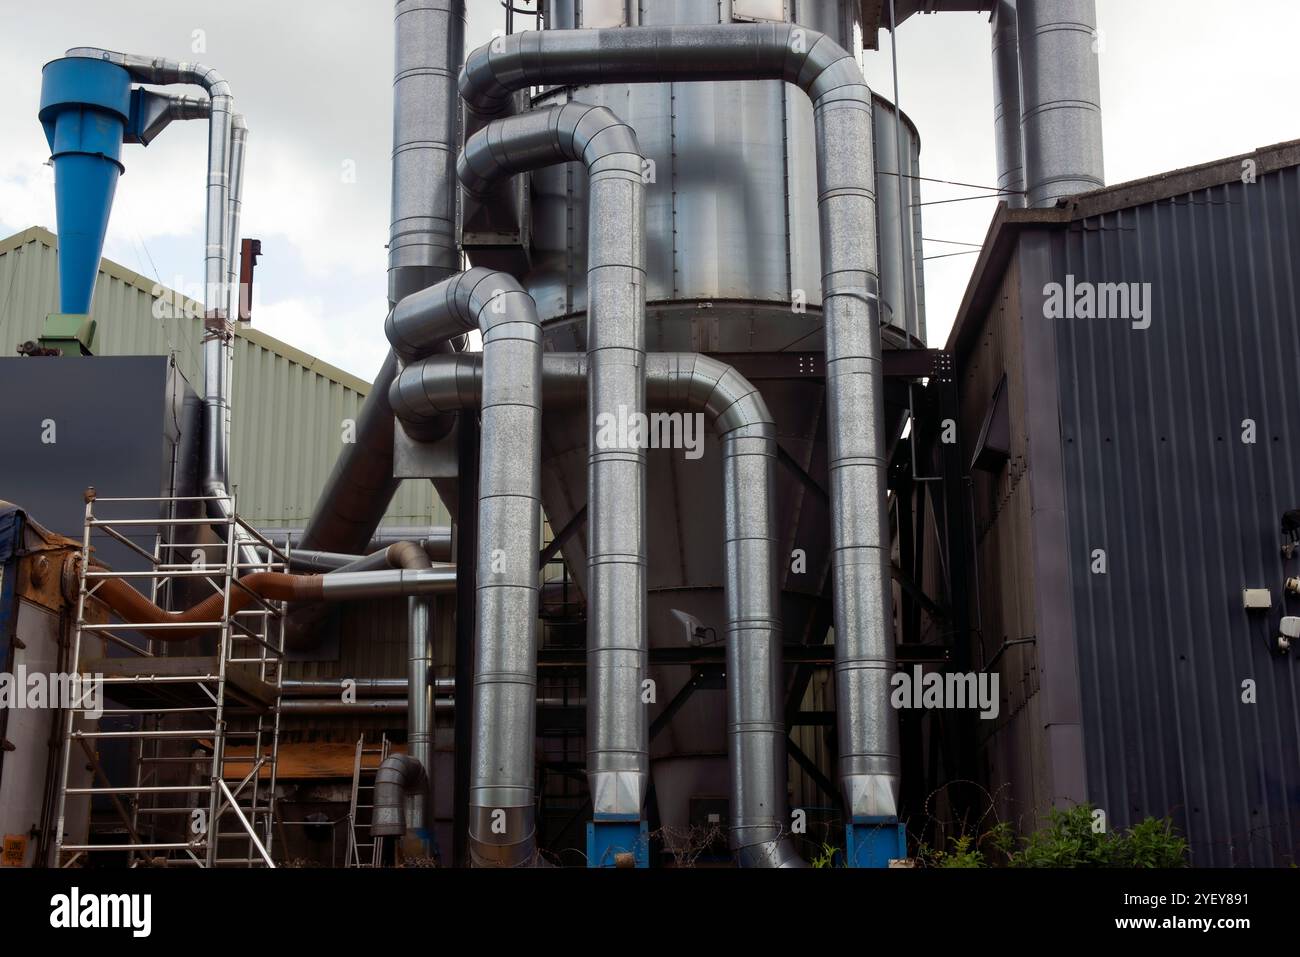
[990,0,1025,209]
[462,13,901,831]
[1016,0,1104,207]
[951,145,1300,865]
[0,228,449,531]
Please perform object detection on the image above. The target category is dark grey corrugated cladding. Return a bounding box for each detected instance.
[949,140,1300,866]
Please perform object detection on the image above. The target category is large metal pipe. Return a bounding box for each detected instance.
[455,102,650,847]
[389,0,464,304]
[990,0,1026,208]
[459,18,899,847]
[261,526,453,559]
[226,113,248,318]
[1016,0,1104,206]
[279,696,578,714]
[385,268,543,867]
[654,355,806,868]
[393,350,806,867]
[317,567,456,600]
[386,540,437,851]
[300,0,466,557]
[64,48,260,566]
[371,753,429,842]
[281,678,428,696]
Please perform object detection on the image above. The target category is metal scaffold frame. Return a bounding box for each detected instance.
[52,491,287,868]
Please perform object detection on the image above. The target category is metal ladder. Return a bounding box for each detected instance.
[345,734,390,867]
[52,491,286,868]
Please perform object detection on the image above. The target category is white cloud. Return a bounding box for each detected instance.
[252,293,390,382]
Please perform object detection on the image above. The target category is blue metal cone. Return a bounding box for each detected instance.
[39,57,132,316]
[51,150,121,315]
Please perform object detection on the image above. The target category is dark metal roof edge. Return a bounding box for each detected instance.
[863,1,996,49]
[944,137,1300,358]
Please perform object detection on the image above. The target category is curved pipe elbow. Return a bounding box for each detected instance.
[385,268,534,363]
[457,24,869,119]
[371,754,429,838]
[737,837,810,869]
[66,48,232,99]
[457,102,641,198]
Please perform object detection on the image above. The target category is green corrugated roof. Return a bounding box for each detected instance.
[0,226,448,529]
[0,226,371,393]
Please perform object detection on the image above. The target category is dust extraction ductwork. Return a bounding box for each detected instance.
[39,0,1103,868]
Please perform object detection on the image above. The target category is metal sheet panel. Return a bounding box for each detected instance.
[1046,166,1300,865]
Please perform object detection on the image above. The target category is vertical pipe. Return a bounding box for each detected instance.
[392,351,809,866]
[225,114,248,319]
[452,417,479,866]
[458,18,900,865]
[888,0,915,333]
[299,0,466,561]
[582,122,649,838]
[384,269,546,867]
[1016,0,1104,207]
[991,0,1026,208]
[390,0,464,304]
[456,103,651,859]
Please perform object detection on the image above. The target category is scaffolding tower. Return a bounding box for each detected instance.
[52,491,286,868]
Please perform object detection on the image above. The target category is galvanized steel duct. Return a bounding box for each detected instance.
[386,540,437,847]
[226,113,248,317]
[990,0,1026,208]
[300,0,466,557]
[371,753,429,841]
[390,0,464,304]
[455,101,650,838]
[63,48,262,566]
[459,17,900,834]
[392,350,807,867]
[385,268,544,867]
[1016,0,1104,206]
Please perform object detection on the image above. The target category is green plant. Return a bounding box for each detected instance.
[1011,804,1188,868]
[810,842,841,868]
[919,820,1014,868]
[914,803,1189,869]
[1111,816,1190,868]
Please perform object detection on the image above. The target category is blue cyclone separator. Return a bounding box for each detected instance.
[587,814,649,868]
[847,817,907,868]
[39,57,133,316]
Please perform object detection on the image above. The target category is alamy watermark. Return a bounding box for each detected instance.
[0,668,103,720]
[594,405,705,460]
[890,665,1000,720]
[1042,274,1153,330]
[50,887,151,938]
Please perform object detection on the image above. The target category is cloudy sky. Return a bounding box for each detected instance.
[2,1,1297,381]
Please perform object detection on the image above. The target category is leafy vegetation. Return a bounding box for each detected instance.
[920,804,1188,868]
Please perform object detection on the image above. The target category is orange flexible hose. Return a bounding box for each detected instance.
[94,572,323,642]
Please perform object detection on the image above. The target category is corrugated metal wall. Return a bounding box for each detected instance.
[1049,165,1300,866]
[951,148,1300,866]
[0,227,448,529]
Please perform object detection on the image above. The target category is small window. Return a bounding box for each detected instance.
[581,0,628,29]
[732,0,787,23]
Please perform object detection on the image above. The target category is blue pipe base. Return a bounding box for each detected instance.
[586,816,649,868]
[846,818,907,868]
